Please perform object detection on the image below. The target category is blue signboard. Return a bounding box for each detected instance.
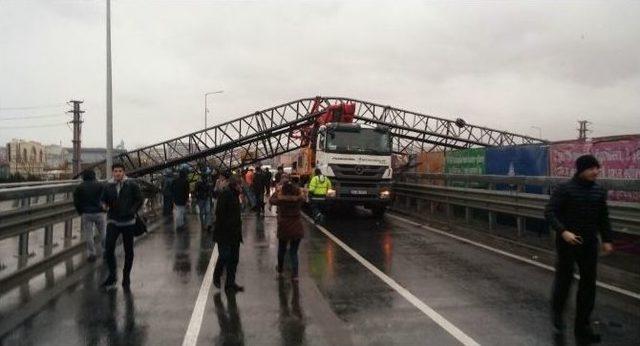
[485,145,549,194]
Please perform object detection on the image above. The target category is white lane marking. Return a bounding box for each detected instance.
[182,243,218,346]
[387,213,640,301]
[303,214,480,346]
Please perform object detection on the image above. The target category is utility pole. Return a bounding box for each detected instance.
[106,0,114,179]
[68,100,85,176]
[577,120,591,140]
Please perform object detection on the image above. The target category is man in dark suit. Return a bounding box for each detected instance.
[213,173,244,293]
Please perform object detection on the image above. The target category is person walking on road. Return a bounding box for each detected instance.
[195,174,213,231]
[263,167,273,194]
[274,166,284,189]
[172,169,190,229]
[252,166,267,217]
[73,169,106,262]
[545,154,614,344]
[101,163,144,290]
[161,170,174,216]
[213,174,244,293]
[269,181,306,281]
[308,168,331,223]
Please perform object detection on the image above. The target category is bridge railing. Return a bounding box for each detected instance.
[393,173,640,237]
[0,180,161,299]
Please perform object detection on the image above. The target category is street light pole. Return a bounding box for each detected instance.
[204,90,224,130]
[204,91,224,147]
[530,126,543,139]
[105,0,113,179]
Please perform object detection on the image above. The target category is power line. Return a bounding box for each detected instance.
[0,113,66,121]
[0,103,65,111]
[595,122,633,130]
[0,122,68,129]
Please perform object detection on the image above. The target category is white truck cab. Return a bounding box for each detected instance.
[313,122,393,216]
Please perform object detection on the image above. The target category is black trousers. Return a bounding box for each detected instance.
[105,224,135,281]
[214,242,240,287]
[163,195,173,216]
[552,239,598,330]
[277,239,301,277]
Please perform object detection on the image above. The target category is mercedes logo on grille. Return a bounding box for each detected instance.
[355,166,365,175]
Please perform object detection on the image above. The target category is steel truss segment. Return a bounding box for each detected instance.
[321,97,542,145]
[88,96,543,178]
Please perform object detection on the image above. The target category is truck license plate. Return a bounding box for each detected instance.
[350,190,367,195]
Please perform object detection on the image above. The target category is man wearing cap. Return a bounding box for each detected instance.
[545,154,614,344]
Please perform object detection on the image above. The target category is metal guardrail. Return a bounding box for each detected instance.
[0,182,82,201]
[0,180,161,296]
[400,172,640,191]
[393,173,640,237]
[0,180,78,189]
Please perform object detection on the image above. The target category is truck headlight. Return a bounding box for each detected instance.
[326,188,336,198]
[379,190,391,199]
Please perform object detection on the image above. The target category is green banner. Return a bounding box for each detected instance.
[445,148,486,187]
[445,148,486,174]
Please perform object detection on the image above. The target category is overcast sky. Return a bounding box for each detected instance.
[1,0,639,149]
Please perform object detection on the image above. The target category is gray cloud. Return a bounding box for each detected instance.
[1,0,638,149]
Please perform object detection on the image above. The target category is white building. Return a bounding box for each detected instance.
[45,144,70,169]
[6,139,46,176]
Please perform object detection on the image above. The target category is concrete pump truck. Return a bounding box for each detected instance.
[291,98,393,217]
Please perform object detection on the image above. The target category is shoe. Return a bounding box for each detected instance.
[87,255,97,263]
[225,284,244,293]
[213,277,221,289]
[102,277,117,290]
[575,327,601,344]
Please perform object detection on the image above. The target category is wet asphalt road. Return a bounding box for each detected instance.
[1,206,638,346]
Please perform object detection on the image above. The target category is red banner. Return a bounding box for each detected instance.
[550,137,640,201]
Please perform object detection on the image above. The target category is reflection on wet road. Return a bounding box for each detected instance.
[2,207,638,346]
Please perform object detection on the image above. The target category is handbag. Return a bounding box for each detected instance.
[134,213,148,237]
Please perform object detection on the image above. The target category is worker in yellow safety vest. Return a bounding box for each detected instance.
[308,168,332,223]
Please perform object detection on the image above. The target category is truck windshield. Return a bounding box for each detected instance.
[325,129,391,155]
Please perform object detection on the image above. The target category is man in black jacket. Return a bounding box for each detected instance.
[162,170,174,216]
[194,174,213,231]
[262,167,273,194]
[73,169,105,262]
[274,166,284,187]
[252,166,267,217]
[213,174,244,293]
[101,163,144,290]
[545,154,614,343]
[173,169,190,229]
